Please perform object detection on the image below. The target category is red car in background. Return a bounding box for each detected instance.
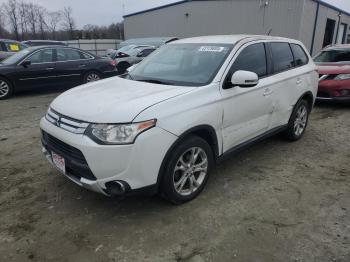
[314,44,350,102]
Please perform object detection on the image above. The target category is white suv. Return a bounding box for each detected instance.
[40,35,318,204]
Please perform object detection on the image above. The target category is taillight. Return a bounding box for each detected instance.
[109,60,116,67]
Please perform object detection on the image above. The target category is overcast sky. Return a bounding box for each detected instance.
[0,0,349,28]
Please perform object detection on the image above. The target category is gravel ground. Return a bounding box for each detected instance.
[0,88,349,262]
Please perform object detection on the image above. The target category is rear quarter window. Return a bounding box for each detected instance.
[270,43,294,73]
[290,44,309,66]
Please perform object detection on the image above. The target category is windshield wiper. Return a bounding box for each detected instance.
[136,79,174,85]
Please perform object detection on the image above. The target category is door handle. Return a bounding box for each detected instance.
[46,67,54,70]
[79,64,86,68]
[263,88,273,96]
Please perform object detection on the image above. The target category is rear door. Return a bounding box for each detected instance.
[55,48,94,85]
[267,42,310,128]
[15,48,57,89]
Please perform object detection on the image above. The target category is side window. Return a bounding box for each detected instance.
[27,49,54,63]
[80,52,93,59]
[270,43,294,73]
[57,49,82,61]
[290,44,309,66]
[230,43,267,77]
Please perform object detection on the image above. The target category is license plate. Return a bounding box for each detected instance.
[52,151,66,174]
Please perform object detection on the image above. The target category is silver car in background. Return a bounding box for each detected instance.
[111,46,157,74]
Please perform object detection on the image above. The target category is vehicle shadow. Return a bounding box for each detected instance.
[48,134,286,217]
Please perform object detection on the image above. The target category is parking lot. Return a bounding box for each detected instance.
[0,88,348,262]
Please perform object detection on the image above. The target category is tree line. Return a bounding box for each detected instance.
[0,0,124,41]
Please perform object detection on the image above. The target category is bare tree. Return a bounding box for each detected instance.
[27,3,38,39]
[0,5,7,37]
[62,6,75,40]
[18,1,29,40]
[36,6,48,39]
[4,0,20,40]
[47,11,62,40]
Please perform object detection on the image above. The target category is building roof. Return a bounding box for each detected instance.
[123,0,350,18]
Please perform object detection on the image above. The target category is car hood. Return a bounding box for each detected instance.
[50,76,195,123]
[317,64,350,75]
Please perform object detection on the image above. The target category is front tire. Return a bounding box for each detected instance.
[0,77,13,100]
[160,136,214,204]
[283,99,310,141]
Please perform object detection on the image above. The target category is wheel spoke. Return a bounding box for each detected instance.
[189,176,195,193]
[176,175,188,191]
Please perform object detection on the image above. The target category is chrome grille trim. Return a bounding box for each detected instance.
[45,108,89,134]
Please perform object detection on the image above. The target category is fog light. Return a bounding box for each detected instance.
[105,181,130,196]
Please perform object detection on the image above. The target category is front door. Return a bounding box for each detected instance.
[16,48,56,89]
[220,42,274,152]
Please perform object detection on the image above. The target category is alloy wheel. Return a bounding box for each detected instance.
[293,104,308,136]
[173,147,208,196]
[0,80,9,98]
[86,73,100,82]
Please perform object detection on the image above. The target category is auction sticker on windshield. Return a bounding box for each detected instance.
[52,152,66,174]
[198,46,226,52]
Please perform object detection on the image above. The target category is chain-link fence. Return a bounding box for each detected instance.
[66,39,122,56]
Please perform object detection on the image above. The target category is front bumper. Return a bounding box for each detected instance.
[40,117,177,196]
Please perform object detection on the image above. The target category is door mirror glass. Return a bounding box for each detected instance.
[231,70,259,88]
[21,60,31,67]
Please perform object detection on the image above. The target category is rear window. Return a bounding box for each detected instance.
[290,44,309,66]
[271,43,294,73]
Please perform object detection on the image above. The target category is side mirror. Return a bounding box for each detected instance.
[136,52,143,57]
[230,70,259,88]
[21,60,31,68]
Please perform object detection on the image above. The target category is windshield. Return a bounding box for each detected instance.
[1,49,31,65]
[3,41,27,52]
[117,45,134,53]
[128,43,233,86]
[314,49,350,63]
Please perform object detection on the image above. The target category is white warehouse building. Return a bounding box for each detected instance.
[124,0,350,55]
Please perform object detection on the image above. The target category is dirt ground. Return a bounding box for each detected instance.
[0,87,349,262]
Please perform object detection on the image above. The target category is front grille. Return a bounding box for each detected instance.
[45,108,89,134]
[43,132,85,162]
[42,131,96,181]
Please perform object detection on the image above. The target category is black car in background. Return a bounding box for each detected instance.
[0,46,117,99]
[0,39,28,61]
[22,40,67,47]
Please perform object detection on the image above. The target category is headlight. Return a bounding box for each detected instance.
[86,119,156,145]
[334,74,350,80]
